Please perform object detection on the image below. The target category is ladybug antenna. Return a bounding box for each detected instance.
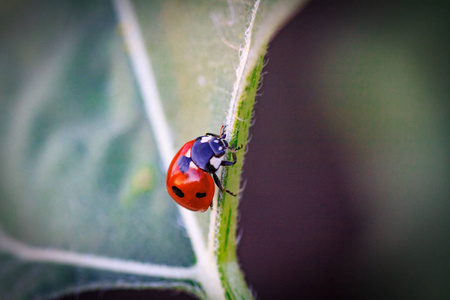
[220,125,227,139]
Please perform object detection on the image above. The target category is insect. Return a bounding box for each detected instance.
[166,126,241,212]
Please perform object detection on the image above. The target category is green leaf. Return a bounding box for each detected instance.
[0,0,306,299]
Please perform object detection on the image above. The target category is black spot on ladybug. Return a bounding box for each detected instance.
[196,192,207,198]
[177,156,191,173]
[172,186,184,198]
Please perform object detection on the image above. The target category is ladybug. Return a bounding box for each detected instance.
[166,126,241,212]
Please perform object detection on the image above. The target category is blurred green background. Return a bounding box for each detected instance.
[238,0,450,299]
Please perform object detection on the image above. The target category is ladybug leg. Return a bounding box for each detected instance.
[228,144,243,152]
[213,173,237,197]
[205,132,221,138]
[221,160,236,167]
[220,148,241,167]
[221,151,237,167]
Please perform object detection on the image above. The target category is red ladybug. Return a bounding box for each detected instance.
[166,126,241,212]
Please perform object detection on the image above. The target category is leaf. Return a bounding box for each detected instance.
[0,0,306,299]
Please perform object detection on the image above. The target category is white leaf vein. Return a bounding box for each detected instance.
[0,229,196,279]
